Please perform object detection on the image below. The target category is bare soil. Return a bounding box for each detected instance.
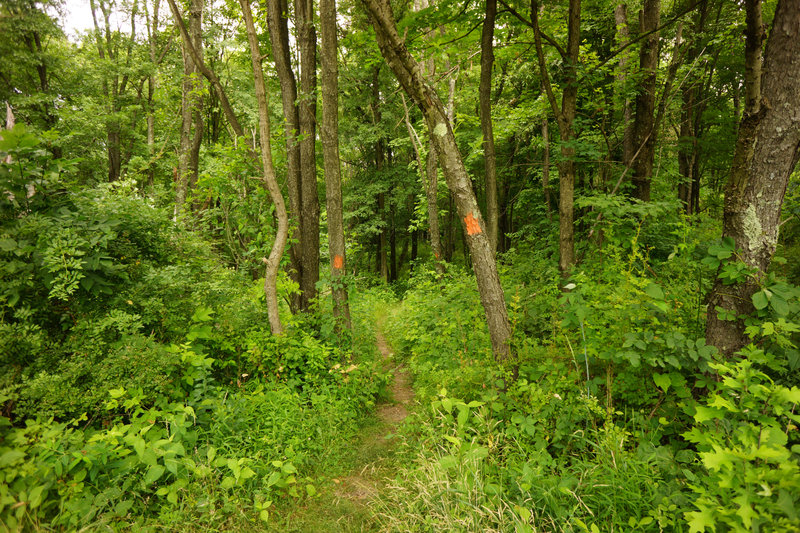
[333,327,413,505]
[275,323,414,532]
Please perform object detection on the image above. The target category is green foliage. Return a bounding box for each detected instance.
[683,351,800,532]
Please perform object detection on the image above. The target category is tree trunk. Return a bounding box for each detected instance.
[267,0,303,312]
[167,0,246,143]
[480,0,499,253]
[706,0,800,355]
[531,0,580,276]
[239,0,290,335]
[542,118,552,220]
[614,3,634,168]
[144,0,160,189]
[176,0,203,216]
[362,0,512,361]
[630,0,661,202]
[426,140,445,271]
[319,0,351,329]
[295,0,320,310]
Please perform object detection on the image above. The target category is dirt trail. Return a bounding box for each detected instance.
[333,326,413,505]
[276,322,414,532]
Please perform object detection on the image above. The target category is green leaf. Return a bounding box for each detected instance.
[220,476,236,489]
[653,373,671,392]
[141,448,158,466]
[644,283,665,300]
[694,405,723,423]
[132,437,145,458]
[0,238,17,252]
[144,464,165,485]
[266,471,281,487]
[686,506,716,533]
[752,290,769,310]
[28,485,46,508]
[191,306,214,322]
[114,499,133,516]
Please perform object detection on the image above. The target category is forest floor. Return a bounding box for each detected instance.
[270,321,413,532]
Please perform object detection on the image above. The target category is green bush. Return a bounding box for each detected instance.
[683,350,800,532]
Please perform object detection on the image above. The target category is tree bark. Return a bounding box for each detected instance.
[614,3,634,168]
[531,0,579,276]
[706,0,800,355]
[176,0,203,217]
[362,0,512,361]
[266,0,303,312]
[480,0,499,253]
[630,0,661,202]
[426,139,444,271]
[239,0,289,335]
[144,0,161,189]
[542,118,552,221]
[167,0,246,142]
[295,0,320,310]
[319,0,352,329]
[678,3,709,215]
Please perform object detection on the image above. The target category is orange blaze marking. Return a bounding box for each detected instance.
[333,254,344,269]
[464,212,482,235]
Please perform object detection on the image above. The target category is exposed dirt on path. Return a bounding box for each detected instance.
[333,326,413,506]
[273,322,414,532]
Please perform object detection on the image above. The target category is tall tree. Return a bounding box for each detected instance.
[706,0,800,355]
[614,2,634,168]
[168,0,247,146]
[319,0,351,329]
[371,66,389,282]
[239,0,289,335]
[630,0,661,202]
[295,0,320,310]
[480,0,499,253]
[89,0,140,182]
[362,0,512,361]
[531,0,580,276]
[266,0,303,312]
[176,0,203,216]
[143,0,162,188]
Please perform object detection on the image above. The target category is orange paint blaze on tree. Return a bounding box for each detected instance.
[333,254,344,269]
[464,212,482,235]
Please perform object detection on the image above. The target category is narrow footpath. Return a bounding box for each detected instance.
[274,323,414,532]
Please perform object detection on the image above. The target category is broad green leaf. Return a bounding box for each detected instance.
[653,373,671,392]
[114,499,133,516]
[191,306,214,322]
[644,283,665,300]
[752,290,769,310]
[694,405,723,423]
[686,506,716,533]
[144,464,165,485]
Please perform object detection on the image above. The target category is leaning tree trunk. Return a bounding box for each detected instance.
[266,0,303,312]
[706,0,800,355]
[480,0,499,253]
[239,0,289,335]
[362,0,512,361]
[319,0,352,329]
